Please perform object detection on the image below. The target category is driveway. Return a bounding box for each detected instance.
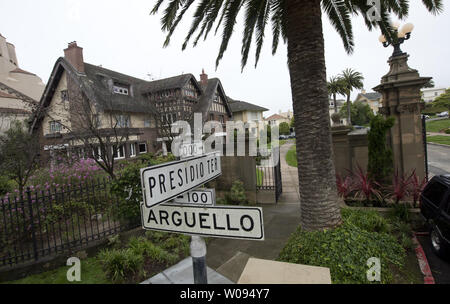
[427,143,450,176]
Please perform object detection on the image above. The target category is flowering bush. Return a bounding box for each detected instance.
[28,157,105,192]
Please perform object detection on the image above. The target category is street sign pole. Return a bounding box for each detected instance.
[190,236,208,284]
[180,142,209,285]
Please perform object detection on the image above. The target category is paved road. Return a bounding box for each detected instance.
[427,144,450,176]
[417,235,450,284]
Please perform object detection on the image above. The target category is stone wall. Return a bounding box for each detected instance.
[332,126,369,177]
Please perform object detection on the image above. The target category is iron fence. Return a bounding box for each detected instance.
[0,178,139,267]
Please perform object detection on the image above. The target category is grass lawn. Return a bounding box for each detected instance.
[5,257,110,284]
[256,168,263,187]
[285,145,297,167]
[426,118,450,133]
[427,135,450,146]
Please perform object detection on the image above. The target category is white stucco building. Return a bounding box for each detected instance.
[421,87,447,103]
[0,33,45,133]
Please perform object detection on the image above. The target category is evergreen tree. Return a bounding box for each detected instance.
[367,115,395,184]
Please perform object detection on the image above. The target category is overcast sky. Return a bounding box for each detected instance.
[1,0,449,116]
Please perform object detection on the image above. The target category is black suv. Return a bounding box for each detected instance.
[420,175,450,258]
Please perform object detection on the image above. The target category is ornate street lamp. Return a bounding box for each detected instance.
[378,22,414,57]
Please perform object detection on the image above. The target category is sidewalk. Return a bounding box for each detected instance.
[143,142,302,283]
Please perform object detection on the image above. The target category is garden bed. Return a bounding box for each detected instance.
[3,230,190,284]
[278,208,424,284]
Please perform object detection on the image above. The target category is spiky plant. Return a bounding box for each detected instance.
[152,0,443,231]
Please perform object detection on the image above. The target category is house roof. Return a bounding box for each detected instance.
[193,78,233,119]
[358,92,382,101]
[0,91,17,99]
[0,81,37,104]
[265,114,288,121]
[0,107,31,114]
[32,57,233,132]
[9,68,36,76]
[227,97,268,113]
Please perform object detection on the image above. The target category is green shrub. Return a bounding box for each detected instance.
[128,237,177,264]
[98,248,144,282]
[341,208,389,233]
[389,203,411,223]
[0,176,15,196]
[445,128,450,134]
[111,154,176,223]
[227,180,247,205]
[144,231,190,257]
[278,209,406,284]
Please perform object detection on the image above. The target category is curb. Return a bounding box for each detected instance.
[427,142,450,148]
[412,233,435,284]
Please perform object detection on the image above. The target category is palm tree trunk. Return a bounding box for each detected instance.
[286,0,342,230]
[346,93,351,125]
[333,93,338,114]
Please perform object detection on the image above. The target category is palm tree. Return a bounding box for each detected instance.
[340,68,364,125]
[151,0,443,231]
[327,76,346,114]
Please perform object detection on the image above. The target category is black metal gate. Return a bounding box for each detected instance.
[256,147,282,203]
[273,147,282,202]
[422,115,429,181]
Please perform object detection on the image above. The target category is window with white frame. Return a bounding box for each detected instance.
[112,145,125,159]
[138,143,147,154]
[115,115,130,128]
[49,121,62,133]
[144,117,152,128]
[113,84,129,95]
[130,143,136,157]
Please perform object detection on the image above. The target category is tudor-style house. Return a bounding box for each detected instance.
[32,42,233,162]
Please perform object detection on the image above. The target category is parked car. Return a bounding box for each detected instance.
[422,114,430,120]
[437,111,449,118]
[353,125,365,130]
[420,175,450,258]
[279,135,288,140]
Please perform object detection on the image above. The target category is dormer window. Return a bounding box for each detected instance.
[113,83,130,95]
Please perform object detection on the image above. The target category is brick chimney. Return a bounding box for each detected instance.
[64,41,85,73]
[200,69,208,86]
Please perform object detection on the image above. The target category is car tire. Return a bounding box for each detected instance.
[430,225,449,259]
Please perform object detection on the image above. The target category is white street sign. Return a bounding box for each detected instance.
[140,152,221,208]
[170,189,216,206]
[140,203,264,240]
[179,141,204,159]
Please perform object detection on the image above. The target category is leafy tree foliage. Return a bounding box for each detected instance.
[0,121,40,196]
[279,122,290,135]
[339,101,374,126]
[433,88,450,112]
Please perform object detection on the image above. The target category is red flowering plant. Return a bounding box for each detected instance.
[353,165,382,205]
[336,173,354,199]
[409,170,428,208]
[389,170,413,205]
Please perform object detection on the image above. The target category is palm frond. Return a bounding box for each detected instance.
[241,0,261,70]
[421,0,444,14]
[270,0,287,55]
[163,0,196,47]
[254,0,270,68]
[322,0,354,54]
[215,0,243,69]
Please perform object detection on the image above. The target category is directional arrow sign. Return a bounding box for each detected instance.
[140,203,264,240]
[170,189,216,206]
[140,152,221,208]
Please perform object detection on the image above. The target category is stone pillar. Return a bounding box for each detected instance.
[373,54,431,180]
